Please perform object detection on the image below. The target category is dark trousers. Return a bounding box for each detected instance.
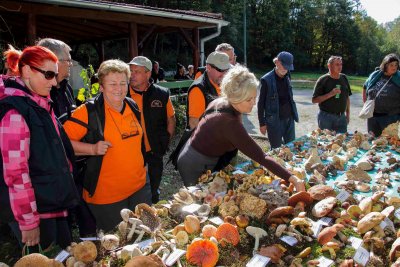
[9,217,71,250]
[87,181,151,232]
[367,114,400,137]
[145,152,164,204]
[317,110,347,133]
[267,117,295,149]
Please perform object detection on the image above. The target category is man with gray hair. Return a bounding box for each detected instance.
[36,38,76,123]
[312,56,352,133]
[216,43,236,65]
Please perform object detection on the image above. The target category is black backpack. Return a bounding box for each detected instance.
[168,107,238,171]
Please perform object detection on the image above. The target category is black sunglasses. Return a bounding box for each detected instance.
[210,64,228,73]
[29,65,58,80]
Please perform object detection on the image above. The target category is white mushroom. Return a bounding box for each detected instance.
[275,224,287,238]
[101,234,120,250]
[127,218,143,241]
[134,224,151,243]
[120,208,133,222]
[246,226,268,253]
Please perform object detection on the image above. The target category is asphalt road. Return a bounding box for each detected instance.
[243,89,366,139]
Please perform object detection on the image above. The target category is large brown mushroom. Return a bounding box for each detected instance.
[14,253,64,267]
[288,191,313,215]
[216,223,240,246]
[70,241,98,264]
[357,212,385,234]
[390,237,400,262]
[124,255,165,267]
[312,196,337,218]
[266,206,294,224]
[317,223,344,245]
[308,185,336,201]
[135,203,161,232]
[259,245,284,264]
[186,239,219,267]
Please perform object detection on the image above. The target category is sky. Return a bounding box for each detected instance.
[359,0,400,24]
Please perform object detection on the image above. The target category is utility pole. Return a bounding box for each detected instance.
[243,0,247,66]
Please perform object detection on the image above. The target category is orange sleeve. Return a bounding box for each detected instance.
[166,98,175,118]
[63,104,89,141]
[194,71,202,80]
[188,86,206,119]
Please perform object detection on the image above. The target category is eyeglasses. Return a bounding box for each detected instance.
[210,64,228,73]
[29,65,58,80]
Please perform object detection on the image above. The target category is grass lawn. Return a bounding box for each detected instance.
[255,71,367,93]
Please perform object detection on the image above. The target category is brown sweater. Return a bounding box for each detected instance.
[191,98,292,181]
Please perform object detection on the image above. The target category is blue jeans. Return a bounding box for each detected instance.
[318,110,347,133]
[367,114,400,137]
[267,117,295,149]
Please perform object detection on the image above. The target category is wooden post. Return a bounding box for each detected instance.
[129,22,138,59]
[192,28,199,72]
[27,14,37,45]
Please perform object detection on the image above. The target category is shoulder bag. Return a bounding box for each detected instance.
[359,76,392,119]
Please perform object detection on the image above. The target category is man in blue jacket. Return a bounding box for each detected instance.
[257,51,299,149]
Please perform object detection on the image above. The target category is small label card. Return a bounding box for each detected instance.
[312,221,323,238]
[208,216,224,225]
[394,208,400,220]
[233,170,247,175]
[280,235,298,246]
[80,236,100,241]
[161,203,171,209]
[187,186,200,193]
[137,238,156,249]
[353,246,370,266]
[318,217,333,226]
[246,254,270,267]
[336,190,350,202]
[214,191,226,198]
[379,220,387,230]
[55,250,70,262]
[317,256,334,267]
[271,179,281,189]
[348,236,363,249]
[165,249,186,266]
[182,203,201,214]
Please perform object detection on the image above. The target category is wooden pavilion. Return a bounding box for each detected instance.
[0,0,229,70]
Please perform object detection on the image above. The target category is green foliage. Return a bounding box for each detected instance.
[77,65,100,102]
[341,227,361,238]
[171,99,187,134]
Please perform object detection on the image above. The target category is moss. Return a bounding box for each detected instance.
[337,246,356,260]
[341,227,361,238]
[310,242,323,258]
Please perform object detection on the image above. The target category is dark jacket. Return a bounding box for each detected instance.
[186,72,219,126]
[50,79,76,124]
[0,80,79,222]
[364,70,400,91]
[258,69,299,128]
[140,83,171,156]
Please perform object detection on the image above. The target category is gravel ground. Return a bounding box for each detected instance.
[160,89,367,200]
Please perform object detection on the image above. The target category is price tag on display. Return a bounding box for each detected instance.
[271,179,281,189]
[233,170,246,175]
[384,217,395,232]
[209,217,224,225]
[55,250,70,262]
[394,208,400,220]
[353,246,370,266]
[187,186,200,193]
[137,238,156,249]
[348,236,363,249]
[161,203,171,209]
[280,235,298,246]
[379,220,387,230]
[317,256,334,267]
[165,249,186,266]
[312,221,323,238]
[182,203,201,213]
[318,217,333,226]
[214,191,226,198]
[246,254,270,267]
[80,236,99,241]
[336,190,350,202]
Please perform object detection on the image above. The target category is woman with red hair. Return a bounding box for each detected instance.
[0,45,78,251]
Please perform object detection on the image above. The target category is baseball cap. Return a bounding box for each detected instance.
[206,51,231,71]
[277,51,294,71]
[128,56,152,71]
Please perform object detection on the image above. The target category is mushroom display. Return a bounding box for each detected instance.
[321,241,340,259]
[14,253,64,267]
[357,211,385,234]
[124,255,166,267]
[259,245,284,264]
[186,239,219,267]
[267,206,294,225]
[308,185,336,201]
[317,223,344,245]
[184,215,201,234]
[70,241,98,264]
[311,196,337,218]
[288,191,313,215]
[246,226,267,252]
[215,223,240,246]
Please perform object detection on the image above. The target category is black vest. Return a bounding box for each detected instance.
[0,83,79,222]
[186,72,219,126]
[140,83,170,156]
[67,93,143,197]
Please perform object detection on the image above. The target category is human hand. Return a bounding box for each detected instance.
[93,141,112,155]
[260,125,267,135]
[22,227,40,246]
[289,175,306,192]
[331,87,341,97]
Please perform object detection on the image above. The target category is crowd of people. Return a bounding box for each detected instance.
[0,37,399,252]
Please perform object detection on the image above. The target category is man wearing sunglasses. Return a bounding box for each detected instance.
[37,38,75,124]
[186,51,231,129]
